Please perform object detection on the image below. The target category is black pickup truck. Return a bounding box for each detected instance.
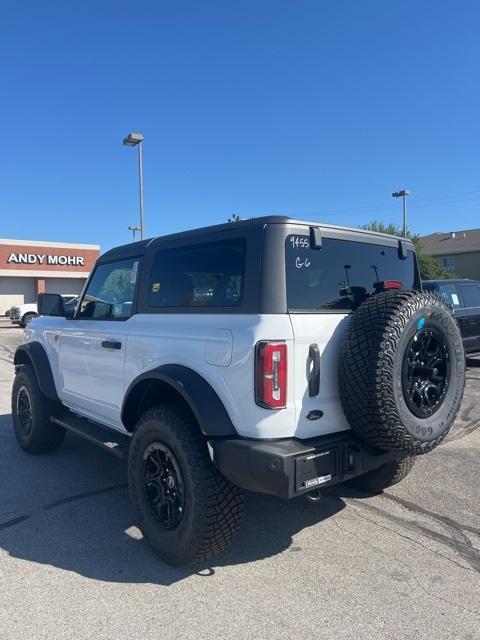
[423,279,480,355]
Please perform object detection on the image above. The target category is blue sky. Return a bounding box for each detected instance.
[1,0,479,251]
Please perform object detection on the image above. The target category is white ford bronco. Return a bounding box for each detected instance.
[11,216,465,565]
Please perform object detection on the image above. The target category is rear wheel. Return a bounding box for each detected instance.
[11,365,65,453]
[128,404,244,566]
[347,457,416,493]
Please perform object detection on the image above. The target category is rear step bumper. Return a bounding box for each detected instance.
[52,412,403,499]
[210,433,403,499]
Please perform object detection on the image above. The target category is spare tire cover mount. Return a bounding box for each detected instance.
[338,290,465,455]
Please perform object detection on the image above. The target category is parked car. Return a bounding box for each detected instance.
[423,279,480,354]
[11,217,466,565]
[9,295,78,327]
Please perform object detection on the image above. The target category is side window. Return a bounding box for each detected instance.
[458,283,480,308]
[77,258,139,320]
[437,284,462,308]
[148,238,246,308]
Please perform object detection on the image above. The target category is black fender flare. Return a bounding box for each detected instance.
[14,342,60,403]
[121,364,238,437]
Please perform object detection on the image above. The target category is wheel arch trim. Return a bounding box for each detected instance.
[13,342,60,402]
[121,364,237,436]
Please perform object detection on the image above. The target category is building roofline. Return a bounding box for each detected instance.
[420,248,480,257]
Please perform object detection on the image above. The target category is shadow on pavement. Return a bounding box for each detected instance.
[0,412,345,586]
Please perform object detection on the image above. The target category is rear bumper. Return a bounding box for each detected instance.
[211,432,403,499]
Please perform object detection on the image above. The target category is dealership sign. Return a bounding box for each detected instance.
[7,253,85,266]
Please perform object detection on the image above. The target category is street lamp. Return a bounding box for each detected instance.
[123,132,145,240]
[392,189,410,237]
[128,225,142,241]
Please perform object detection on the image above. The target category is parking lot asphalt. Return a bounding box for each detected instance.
[0,317,479,640]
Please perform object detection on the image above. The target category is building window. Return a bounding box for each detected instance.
[442,256,455,272]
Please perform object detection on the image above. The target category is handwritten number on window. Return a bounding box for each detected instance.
[295,256,311,269]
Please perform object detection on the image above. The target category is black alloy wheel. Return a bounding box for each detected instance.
[143,442,185,530]
[128,404,244,565]
[16,385,33,436]
[402,328,450,419]
[11,365,66,454]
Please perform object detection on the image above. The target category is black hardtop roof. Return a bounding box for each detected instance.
[98,215,414,264]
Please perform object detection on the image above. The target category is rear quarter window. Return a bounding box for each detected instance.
[148,238,246,308]
[285,234,417,311]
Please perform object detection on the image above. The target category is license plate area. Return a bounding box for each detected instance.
[295,447,338,492]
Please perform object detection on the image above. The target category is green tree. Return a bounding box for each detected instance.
[360,220,454,280]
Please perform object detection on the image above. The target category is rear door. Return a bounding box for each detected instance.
[456,282,480,352]
[286,231,418,439]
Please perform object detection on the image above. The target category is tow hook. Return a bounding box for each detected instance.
[305,489,322,503]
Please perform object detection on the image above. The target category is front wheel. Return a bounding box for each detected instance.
[128,404,244,566]
[11,365,65,453]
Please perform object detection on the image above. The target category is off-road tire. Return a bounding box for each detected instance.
[128,403,244,566]
[20,313,37,328]
[338,290,465,455]
[347,457,416,493]
[11,365,66,453]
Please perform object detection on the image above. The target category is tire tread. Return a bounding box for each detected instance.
[347,457,416,493]
[338,290,465,455]
[11,364,65,453]
[129,404,244,565]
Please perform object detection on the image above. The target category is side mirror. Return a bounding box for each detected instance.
[65,305,76,319]
[38,293,66,317]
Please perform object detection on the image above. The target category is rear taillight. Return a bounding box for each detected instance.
[375,280,403,291]
[255,341,287,409]
[383,280,403,289]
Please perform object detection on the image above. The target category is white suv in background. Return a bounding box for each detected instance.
[10,295,77,327]
[11,216,465,565]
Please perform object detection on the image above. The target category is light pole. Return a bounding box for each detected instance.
[392,189,410,237]
[123,132,145,240]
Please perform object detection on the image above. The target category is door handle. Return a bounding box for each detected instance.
[101,340,122,350]
[308,343,320,397]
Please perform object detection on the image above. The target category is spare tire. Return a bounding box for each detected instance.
[338,289,465,455]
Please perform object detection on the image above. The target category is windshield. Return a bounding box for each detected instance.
[423,282,462,308]
[285,234,417,311]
